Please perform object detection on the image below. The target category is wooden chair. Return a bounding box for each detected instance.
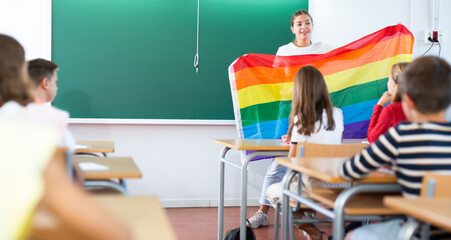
[296,142,368,158]
[272,142,368,240]
[398,173,451,239]
[420,173,451,198]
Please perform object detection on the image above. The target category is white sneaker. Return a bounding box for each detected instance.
[248,210,270,229]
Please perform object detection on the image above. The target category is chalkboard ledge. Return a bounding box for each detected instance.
[68,118,235,126]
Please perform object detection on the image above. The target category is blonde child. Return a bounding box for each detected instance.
[367,62,409,143]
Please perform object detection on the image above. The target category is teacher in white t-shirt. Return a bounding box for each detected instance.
[276,10,333,56]
[248,10,335,237]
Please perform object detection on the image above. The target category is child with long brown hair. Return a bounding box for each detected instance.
[286,65,342,145]
[249,65,344,235]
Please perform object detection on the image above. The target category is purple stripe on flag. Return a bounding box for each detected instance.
[343,120,370,139]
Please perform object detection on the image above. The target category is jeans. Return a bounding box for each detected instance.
[259,158,287,206]
[351,219,403,240]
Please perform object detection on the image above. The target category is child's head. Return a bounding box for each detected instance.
[388,62,409,103]
[0,34,34,107]
[287,65,335,137]
[28,58,59,102]
[398,56,451,120]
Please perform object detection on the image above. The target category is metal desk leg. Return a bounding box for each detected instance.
[218,147,230,240]
[239,151,288,240]
[217,149,287,240]
[83,180,130,195]
[281,170,297,240]
[119,179,127,189]
[398,218,420,240]
[333,184,402,240]
[239,152,253,240]
[65,150,74,180]
[274,201,281,240]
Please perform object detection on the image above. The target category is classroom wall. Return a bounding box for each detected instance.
[0,0,51,60]
[310,0,450,63]
[71,0,451,207]
[2,0,450,207]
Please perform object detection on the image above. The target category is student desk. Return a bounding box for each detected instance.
[76,156,142,195]
[30,196,177,240]
[76,141,115,157]
[94,196,178,240]
[212,139,289,240]
[276,157,401,240]
[384,196,451,239]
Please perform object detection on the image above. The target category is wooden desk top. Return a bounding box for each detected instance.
[384,197,451,232]
[76,156,142,179]
[212,139,290,151]
[29,196,177,240]
[94,196,178,240]
[276,157,397,183]
[75,141,115,154]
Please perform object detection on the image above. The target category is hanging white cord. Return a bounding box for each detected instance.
[193,0,199,73]
[434,0,439,30]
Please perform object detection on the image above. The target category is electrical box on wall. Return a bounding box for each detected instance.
[424,30,444,44]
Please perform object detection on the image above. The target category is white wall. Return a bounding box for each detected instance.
[2,0,451,207]
[69,123,270,207]
[0,0,51,60]
[310,0,450,62]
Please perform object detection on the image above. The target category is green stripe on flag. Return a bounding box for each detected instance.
[240,101,291,127]
[330,78,388,108]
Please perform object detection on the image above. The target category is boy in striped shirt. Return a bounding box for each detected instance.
[338,56,451,240]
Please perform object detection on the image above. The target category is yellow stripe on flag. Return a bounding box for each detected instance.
[237,54,411,109]
[238,82,293,109]
[325,54,412,92]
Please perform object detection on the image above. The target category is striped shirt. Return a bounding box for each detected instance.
[338,122,451,198]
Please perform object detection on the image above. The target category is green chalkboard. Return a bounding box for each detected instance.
[52,0,307,119]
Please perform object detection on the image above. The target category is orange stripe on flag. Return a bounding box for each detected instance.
[234,34,413,91]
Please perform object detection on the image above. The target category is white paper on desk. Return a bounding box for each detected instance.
[76,144,90,149]
[79,162,110,171]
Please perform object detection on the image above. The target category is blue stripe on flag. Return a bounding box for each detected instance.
[243,118,289,139]
[341,99,378,125]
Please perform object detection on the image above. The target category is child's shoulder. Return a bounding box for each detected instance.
[332,107,342,113]
[27,103,69,118]
[384,101,403,111]
[331,107,343,117]
[394,121,451,134]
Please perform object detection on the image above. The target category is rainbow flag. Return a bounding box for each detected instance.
[228,24,414,140]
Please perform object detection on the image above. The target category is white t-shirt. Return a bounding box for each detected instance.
[0,101,75,151]
[276,42,333,56]
[291,107,345,189]
[291,107,344,144]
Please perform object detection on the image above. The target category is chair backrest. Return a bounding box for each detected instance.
[420,173,451,198]
[296,142,368,158]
